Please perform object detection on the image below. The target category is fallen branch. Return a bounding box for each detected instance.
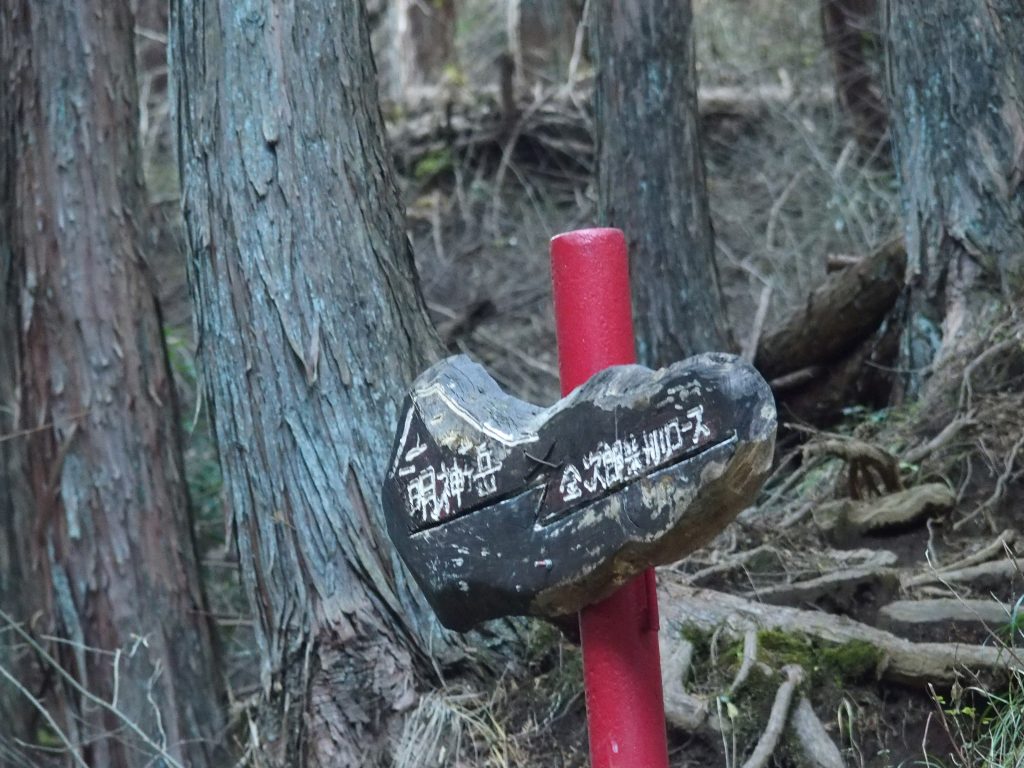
[755,237,905,381]
[658,577,1020,687]
[953,432,1024,533]
[933,529,1017,573]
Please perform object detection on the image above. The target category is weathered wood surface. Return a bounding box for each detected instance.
[885,0,1024,391]
[172,0,465,763]
[2,2,224,764]
[592,1,731,367]
[755,237,905,381]
[813,482,954,542]
[383,353,776,630]
[660,577,1018,687]
[878,599,1013,645]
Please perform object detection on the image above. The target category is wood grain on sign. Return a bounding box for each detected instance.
[382,353,777,631]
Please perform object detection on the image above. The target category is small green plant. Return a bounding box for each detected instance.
[925,670,1024,768]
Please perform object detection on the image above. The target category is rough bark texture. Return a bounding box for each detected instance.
[172,1,464,764]
[519,0,581,84]
[1,2,223,766]
[755,238,905,381]
[592,1,731,369]
[390,0,456,102]
[0,7,32,740]
[885,0,1024,390]
[821,0,888,154]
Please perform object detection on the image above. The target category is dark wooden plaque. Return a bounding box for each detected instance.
[381,352,776,631]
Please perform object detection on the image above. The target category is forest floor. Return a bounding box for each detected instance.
[139,1,1023,766]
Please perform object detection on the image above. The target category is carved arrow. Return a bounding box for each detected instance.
[382,352,776,631]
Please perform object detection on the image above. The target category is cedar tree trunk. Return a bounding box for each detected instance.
[591,1,731,368]
[519,0,581,84]
[885,0,1024,392]
[391,0,456,101]
[0,1,224,766]
[172,0,461,763]
[821,0,888,154]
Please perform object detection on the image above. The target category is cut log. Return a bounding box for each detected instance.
[658,576,1019,687]
[755,237,905,381]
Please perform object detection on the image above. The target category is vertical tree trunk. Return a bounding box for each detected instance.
[390,0,456,102]
[591,1,731,368]
[821,0,888,154]
[0,3,23,738]
[518,0,581,84]
[885,0,1024,391]
[1,2,224,766]
[172,1,461,763]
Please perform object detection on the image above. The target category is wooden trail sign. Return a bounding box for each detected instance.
[382,352,776,631]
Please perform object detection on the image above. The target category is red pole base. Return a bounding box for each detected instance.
[550,228,669,768]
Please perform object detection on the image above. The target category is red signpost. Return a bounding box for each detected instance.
[550,228,670,768]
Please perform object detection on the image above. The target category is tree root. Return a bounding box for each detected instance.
[813,483,954,542]
[658,575,1020,687]
[902,557,1024,590]
[740,665,804,768]
[803,436,902,499]
[790,697,845,768]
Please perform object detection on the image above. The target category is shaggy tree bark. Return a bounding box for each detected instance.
[0,1,223,766]
[592,1,731,368]
[172,1,464,763]
[885,1,1024,393]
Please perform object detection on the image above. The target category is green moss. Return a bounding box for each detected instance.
[819,639,881,683]
[754,630,882,687]
[413,148,453,180]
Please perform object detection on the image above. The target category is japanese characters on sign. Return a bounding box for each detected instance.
[396,389,714,532]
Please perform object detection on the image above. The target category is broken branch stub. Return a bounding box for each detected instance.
[381,353,777,631]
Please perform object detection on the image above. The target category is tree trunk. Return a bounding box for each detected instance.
[172,0,463,763]
[885,0,1024,393]
[518,0,581,85]
[821,0,888,155]
[1,2,224,766]
[591,1,731,368]
[389,0,456,102]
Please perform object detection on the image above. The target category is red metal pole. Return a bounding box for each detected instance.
[550,228,670,768]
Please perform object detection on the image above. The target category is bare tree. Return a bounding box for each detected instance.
[0,1,224,765]
[591,1,732,368]
[172,0,470,763]
[885,0,1024,393]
